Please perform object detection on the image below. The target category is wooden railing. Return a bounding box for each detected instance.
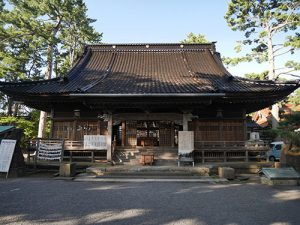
[194,141,269,163]
[27,139,270,164]
[27,139,107,163]
[64,141,84,150]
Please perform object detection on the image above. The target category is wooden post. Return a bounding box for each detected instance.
[107,113,112,161]
[91,151,94,163]
[183,113,191,131]
[121,121,126,147]
[245,150,249,162]
[72,120,77,141]
[242,109,247,140]
[97,120,101,135]
[171,122,175,147]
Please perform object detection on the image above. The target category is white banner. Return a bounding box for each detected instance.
[84,135,107,150]
[0,139,17,172]
[37,142,63,161]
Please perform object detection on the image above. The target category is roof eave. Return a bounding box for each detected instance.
[68,93,227,97]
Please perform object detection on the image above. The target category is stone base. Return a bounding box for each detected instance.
[261,176,299,186]
[59,163,76,177]
[218,167,235,180]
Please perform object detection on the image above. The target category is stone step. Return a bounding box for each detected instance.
[86,166,210,177]
[102,171,195,177]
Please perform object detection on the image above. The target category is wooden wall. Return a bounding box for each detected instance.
[190,119,246,142]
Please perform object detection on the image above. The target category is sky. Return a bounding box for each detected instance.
[84,0,299,78]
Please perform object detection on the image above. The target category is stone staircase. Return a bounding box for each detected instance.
[113,147,178,166]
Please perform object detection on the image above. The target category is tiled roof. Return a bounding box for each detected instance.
[0,43,299,96]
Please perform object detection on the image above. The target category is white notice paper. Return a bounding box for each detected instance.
[0,139,17,173]
[178,131,194,155]
[84,135,107,150]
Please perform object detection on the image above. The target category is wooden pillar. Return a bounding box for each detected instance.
[245,150,249,162]
[242,109,247,141]
[107,113,112,161]
[183,113,191,131]
[48,108,54,138]
[121,121,126,147]
[171,122,175,147]
[97,120,101,135]
[72,120,77,141]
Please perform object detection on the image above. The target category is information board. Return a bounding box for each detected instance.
[84,135,107,150]
[262,167,300,180]
[178,131,194,155]
[0,139,17,173]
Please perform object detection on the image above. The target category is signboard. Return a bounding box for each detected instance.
[84,135,107,150]
[178,131,194,155]
[0,139,17,173]
[262,168,300,180]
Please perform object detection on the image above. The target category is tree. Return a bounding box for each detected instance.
[276,112,300,151]
[181,32,208,43]
[0,0,45,116]
[0,0,102,137]
[287,88,300,108]
[225,0,300,129]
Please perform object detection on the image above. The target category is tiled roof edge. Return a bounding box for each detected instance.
[234,77,300,87]
[0,77,60,87]
[67,46,92,79]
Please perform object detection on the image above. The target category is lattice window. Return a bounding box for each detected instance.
[126,121,137,146]
[52,121,73,139]
[75,121,99,141]
[159,121,172,146]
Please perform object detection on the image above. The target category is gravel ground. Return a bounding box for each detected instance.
[0,177,299,225]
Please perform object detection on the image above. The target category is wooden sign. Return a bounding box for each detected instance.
[0,139,17,173]
[84,135,107,150]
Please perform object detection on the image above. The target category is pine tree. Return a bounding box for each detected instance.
[0,0,102,137]
[225,0,300,129]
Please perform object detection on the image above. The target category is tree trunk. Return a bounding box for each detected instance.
[267,29,279,129]
[38,111,47,138]
[38,44,53,138]
[13,103,19,117]
[7,97,13,116]
[37,15,61,138]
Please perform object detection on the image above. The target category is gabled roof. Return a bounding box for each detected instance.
[0,43,298,97]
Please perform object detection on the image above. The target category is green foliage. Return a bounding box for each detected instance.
[288,89,300,107]
[224,0,300,79]
[275,112,300,147]
[0,116,37,141]
[0,0,102,116]
[0,110,51,141]
[181,32,208,44]
[244,71,269,80]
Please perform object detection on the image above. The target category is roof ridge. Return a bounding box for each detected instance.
[87,43,216,52]
[88,42,216,46]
